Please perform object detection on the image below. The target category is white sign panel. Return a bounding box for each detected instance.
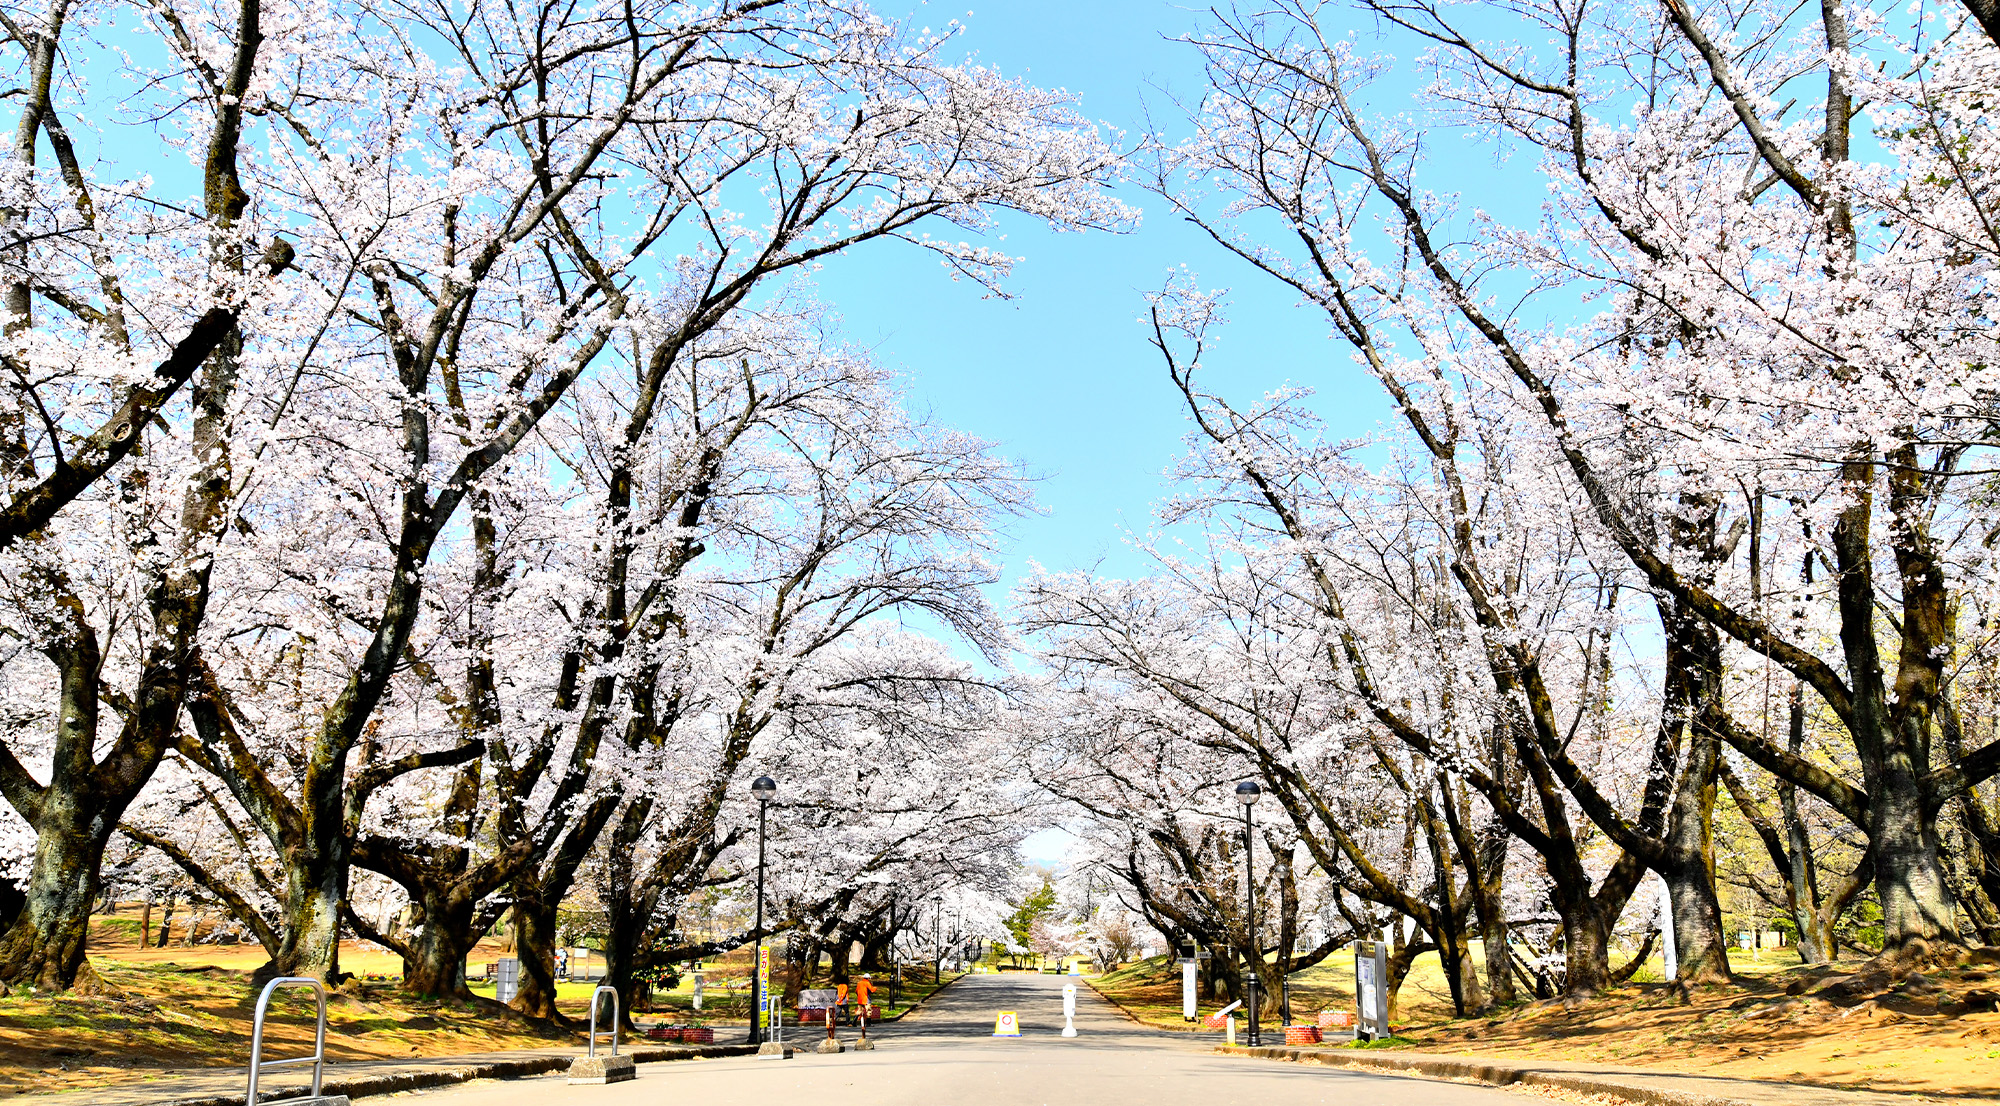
[1354,940,1390,1040]
[494,957,519,1004]
[1181,958,1197,1020]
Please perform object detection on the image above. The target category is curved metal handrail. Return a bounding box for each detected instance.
[247,976,328,1103]
[587,984,620,1057]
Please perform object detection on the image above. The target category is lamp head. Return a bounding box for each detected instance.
[1234,780,1262,807]
[751,776,777,803]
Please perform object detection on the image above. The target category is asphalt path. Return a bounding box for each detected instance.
[395,972,1523,1106]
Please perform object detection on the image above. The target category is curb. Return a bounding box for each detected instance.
[145,1043,760,1106]
[1217,1046,1767,1106]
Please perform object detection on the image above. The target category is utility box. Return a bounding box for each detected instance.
[495,957,520,1004]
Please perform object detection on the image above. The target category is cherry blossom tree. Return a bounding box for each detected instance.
[1127,0,2000,977]
[0,0,1128,993]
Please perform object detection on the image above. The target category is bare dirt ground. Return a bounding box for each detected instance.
[0,911,582,1098]
[1093,948,2000,1100]
[0,908,953,1099]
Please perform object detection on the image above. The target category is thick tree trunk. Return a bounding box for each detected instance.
[1448,931,1484,1014]
[1553,851,1645,998]
[1873,772,1957,957]
[1662,855,1732,984]
[268,850,344,983]
[508,886,564,1022]
[1474,823,1516,1006]
[829,934,853,984]
[1480,922,1515,1006]
[1226,941,1280,1019]
[401,893,476,999]
[1560,907,1612,996]
[1836,456,1959,960]
[1207,952,1241,1005]
[0,621,173,992]
[598,880,654,1026]
[1383,933,1430,1024]
[795,937,823,995]
[1660,705,1732,985]
[0,801,112,990]
[858,932,892,971]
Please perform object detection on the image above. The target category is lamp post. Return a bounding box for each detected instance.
[751,775,777,1047]
[1235,780,1262,1047]
[932,896,942,982]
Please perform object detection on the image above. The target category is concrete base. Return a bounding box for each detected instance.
[853,1038,876,1050]
[756,1042,793,1059]
[566,1053,637,1084]
[816,1037,845,1054]
[267,1099,350,1105]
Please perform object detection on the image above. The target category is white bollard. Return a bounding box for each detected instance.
[1062,982,1077,1038]
[1226,1015,1237,1046]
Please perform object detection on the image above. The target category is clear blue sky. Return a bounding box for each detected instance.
[816,0,1396,591]
[809,2,1549,868]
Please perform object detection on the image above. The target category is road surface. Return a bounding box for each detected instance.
[395,971,1519,1106]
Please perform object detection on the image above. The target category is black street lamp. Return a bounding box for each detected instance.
[1235,779,1263,1047]
[751,775,777,1046]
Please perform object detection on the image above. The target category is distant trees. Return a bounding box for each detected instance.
[1005,879,1060,967]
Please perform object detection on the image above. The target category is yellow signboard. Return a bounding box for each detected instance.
[757,946,771,1028]
[992,1010,1021,1037]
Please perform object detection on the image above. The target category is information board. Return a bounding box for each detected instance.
[1353,940,1390,1041]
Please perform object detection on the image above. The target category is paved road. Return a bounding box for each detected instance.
[393,973,1522,1106]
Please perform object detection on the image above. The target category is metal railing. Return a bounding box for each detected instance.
[246,976,328,1104]
[587,985,620,1057]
